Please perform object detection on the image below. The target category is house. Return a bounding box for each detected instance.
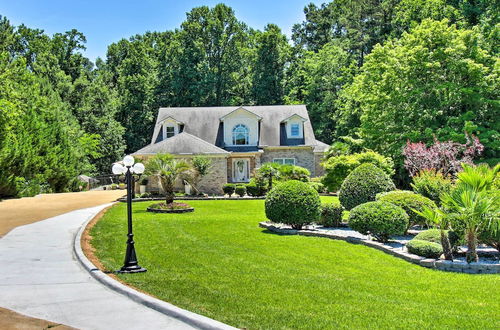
[133,105,329,194]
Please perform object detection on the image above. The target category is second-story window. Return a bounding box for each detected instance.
[291,123,300,137]
[166,126,175,138]
[232,124,249,145]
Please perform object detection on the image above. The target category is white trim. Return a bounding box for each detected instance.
[232,158,250,182]
[220,107,262,121]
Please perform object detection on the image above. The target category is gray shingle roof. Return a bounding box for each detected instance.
[151,105,320,147]
[133,132,229,156]
[313,140,330,153]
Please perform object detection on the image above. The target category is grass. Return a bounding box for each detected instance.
[90,197,500,329]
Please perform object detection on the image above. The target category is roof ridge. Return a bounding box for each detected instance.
[175,132,229,153]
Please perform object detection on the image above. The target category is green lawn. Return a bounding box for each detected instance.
[91,198,500,329]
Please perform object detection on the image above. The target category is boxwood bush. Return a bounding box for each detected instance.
[265,180,321,229]
[339,163,395,210]
[410,169,453,205]
[414,228,460,247]
[309,181,326,193]
[235,185,246,197]
[406,239,443,258]
[348,201,408,242]
[376,190,437,230]
[222,184,236,195]
[318,202,344,227]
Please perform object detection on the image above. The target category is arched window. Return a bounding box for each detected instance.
[232,124,249,145]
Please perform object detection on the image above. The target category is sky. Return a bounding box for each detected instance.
[0,0,323,62]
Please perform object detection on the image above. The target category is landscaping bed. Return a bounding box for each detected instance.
[89,199,500,329]
[259,221,500,274]
[146,202,194,213]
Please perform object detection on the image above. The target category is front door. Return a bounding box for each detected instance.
[233,158,250,182]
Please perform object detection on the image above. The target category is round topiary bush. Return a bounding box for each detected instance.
[318,202,344,227]
[265,180,321,229]
[414,228,459,247]
[339,163,395,210]
[406,239,443,258]
[235,185,246,197]
[348,201,408,242]
[376,190,437,230]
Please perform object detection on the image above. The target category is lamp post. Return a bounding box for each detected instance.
[112,155,147,273]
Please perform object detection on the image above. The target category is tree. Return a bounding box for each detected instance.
[340,19,499,171]
[191,156,212,194]
[252,24,290,105]
[146,154,192,204]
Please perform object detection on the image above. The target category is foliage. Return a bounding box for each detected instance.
[376,190,437,230]
[439,164,500,263]
[410,169,454,205]
[265,180,321,229]
[145,153,192,204]
[246,177,267,196]
[403,135,484,177]
[348,201,409,242]
[323,151,394,192]
[235,185,247,197]
[278,164,310,182]
[308,181,326,193]
[339,163,396,210]
[413,229,459,248]
[406,239,443,259]
[190,156,212,193]
[479,218,500,252]
[340,19,499,175]
[257,163,281,190]
[318,202,344,227]
[222,184,236,196]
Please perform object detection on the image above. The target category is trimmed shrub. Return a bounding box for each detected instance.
[222,184,236,195]
[410,169,453,205]
[414,228,459,247]
[318,202,344,227]
[265,180,321,229]
[376,190,437,230]
[339,164,396,210]
[309,181,326,193]
[235,185,246,197]
[322,151,394,192]
[406,239,443,258]
[246,177,267,196]
[348,201,408,242]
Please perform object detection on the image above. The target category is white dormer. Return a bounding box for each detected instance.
[282,114,307,139]
[157,116,183,141]
[220,107,262,146]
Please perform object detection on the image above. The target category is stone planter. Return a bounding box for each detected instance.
[139,185,147,194]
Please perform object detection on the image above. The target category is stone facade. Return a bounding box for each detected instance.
[260,148,319,177]
[314,153,325,177]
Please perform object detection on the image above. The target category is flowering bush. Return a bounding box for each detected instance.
[403,134,484,177]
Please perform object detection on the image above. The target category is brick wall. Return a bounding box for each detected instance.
[261,148,317,176]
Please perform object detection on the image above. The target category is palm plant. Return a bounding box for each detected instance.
[414,207,453,260]
[441,187,499,263]
[146,153,192,204]
[258,163,281,190]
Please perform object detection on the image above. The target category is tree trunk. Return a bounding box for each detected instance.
[466,228,478,263]
[440,230,453,260]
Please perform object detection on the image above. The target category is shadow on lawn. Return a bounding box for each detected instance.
[260,229,296,236]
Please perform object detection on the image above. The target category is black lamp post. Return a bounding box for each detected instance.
[112,155,147,273]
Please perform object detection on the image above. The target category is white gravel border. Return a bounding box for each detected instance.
[73,204,237,330]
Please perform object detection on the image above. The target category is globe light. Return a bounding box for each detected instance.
[123,155,135,167]
[133,162,145,174]
[112,163,125,175]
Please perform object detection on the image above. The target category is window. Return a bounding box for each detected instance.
[291,123,300,137]
[273,158,295,165]
[166,126,175,138]
[232,124,249,145]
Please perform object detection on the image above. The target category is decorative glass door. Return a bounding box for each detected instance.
[233,159,249,182]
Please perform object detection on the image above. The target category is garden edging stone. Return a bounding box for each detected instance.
[259,222,500,274]
[74,207,237,330]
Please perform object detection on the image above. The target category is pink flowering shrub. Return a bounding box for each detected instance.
[403,134,484,177]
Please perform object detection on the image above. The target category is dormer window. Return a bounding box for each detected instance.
[166,126,175,138]
[232,124,249,145]
[291,124,300,137]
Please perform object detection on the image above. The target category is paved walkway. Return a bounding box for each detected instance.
[0,204,196,330]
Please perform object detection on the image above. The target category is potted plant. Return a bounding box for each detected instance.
[140,178,148,194]
[119,183,126,190]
